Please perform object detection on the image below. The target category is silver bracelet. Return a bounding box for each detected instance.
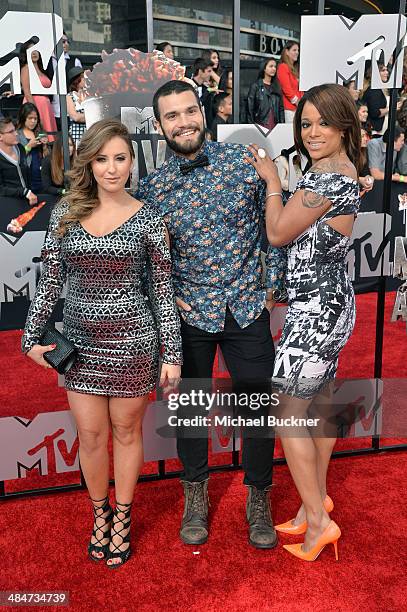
[266,192,282,200]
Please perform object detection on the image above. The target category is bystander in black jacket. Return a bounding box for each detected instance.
[40,155,65,195]
[247,79,285,126]
[210,115,230,141]
[362,87,387,133]
[0,143,31,198]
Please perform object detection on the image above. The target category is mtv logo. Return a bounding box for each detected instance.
[130,139,167,190]
[300,14,407,90]
[142,400,177,462]
[0,231,45,316]
[393,236,407,280]
[333,379,382,438]
[0,411,79,481]
[121,107,158,135]
[346,212,392,280]
[0,11,66,95]
[218,123,302,192]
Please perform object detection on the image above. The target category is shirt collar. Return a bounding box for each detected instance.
[0,145,19,165]
[172,139,211,168]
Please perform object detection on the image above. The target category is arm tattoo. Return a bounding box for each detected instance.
[302,189,327,209]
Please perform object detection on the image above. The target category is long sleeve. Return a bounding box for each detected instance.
[363,88,384,120]
[41,156,63,195]
[0,170,27,198]
[277,64,299,107]
[265,245,287,291]
[278,93,285,123]
[247,82,258,123]
[256,177,287,291]
[21,202,67,353]
[145,214,182,365]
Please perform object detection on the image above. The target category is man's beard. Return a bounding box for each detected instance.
[162,125,206,156]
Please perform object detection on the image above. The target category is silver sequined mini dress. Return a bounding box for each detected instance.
[22,201,183,397]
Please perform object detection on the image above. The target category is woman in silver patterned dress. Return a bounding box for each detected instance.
[246,84,361,562]
[22,119,182,567]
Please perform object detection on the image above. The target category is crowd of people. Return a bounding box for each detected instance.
[0,33,86,202]
[2,36,407,205]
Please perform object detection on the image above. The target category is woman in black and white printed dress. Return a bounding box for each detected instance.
[67,67,86,147]
[246,84,361,562]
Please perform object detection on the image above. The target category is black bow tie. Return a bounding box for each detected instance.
[179,154,209,175]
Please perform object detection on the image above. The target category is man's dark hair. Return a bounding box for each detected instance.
[383,125,403,143]
[156,41,171,53]
[193,57,213,77]
[153,80,201,121]
[0,116,14,133]
[213,92,231,115]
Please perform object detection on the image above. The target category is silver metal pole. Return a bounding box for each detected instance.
[146,0,154,52]
[52,0,70,178]
[374,0,405,382]
[232,0,240,123]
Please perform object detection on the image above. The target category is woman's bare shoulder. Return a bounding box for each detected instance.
[309,157,358,181]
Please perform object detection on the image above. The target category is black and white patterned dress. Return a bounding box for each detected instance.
[68,92,86,147]
[22,201,182,397]
[273,172,360,399]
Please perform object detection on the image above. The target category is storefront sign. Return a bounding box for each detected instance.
[259,34,294,56]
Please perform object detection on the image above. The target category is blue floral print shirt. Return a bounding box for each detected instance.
[137,140,286,333]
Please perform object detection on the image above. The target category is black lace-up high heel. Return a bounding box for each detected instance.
[106,501,132,568]
[88,496,113,562]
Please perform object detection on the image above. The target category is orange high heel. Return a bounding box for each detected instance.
[275,495,334,535]
[283,520,341,562]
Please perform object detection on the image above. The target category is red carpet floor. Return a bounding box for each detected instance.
[1,453,407,612]
[0,292,406,610]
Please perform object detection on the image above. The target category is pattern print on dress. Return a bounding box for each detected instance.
[22,201,182,397]
[273,171,360,399]
[68,91,86,147]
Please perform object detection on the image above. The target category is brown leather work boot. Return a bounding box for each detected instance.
[246,485,278,549]
[180,479,209,545]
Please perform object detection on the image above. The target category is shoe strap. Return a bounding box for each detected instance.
[109,502,132,554]
[90,496,113,544]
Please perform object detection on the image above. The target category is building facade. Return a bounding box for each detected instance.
[0,0,387,68]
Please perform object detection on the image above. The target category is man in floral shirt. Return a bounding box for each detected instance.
[137,80,286,550]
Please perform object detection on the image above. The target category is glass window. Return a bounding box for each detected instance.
[154,19,232,49]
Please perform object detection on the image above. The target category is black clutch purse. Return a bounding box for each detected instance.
[39,325,77,374]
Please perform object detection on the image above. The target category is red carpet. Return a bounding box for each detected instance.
[0,292,406,610]
[1,292,406,421]
[1,453,407,611]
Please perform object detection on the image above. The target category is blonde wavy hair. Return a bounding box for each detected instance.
[57,118,135,236]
